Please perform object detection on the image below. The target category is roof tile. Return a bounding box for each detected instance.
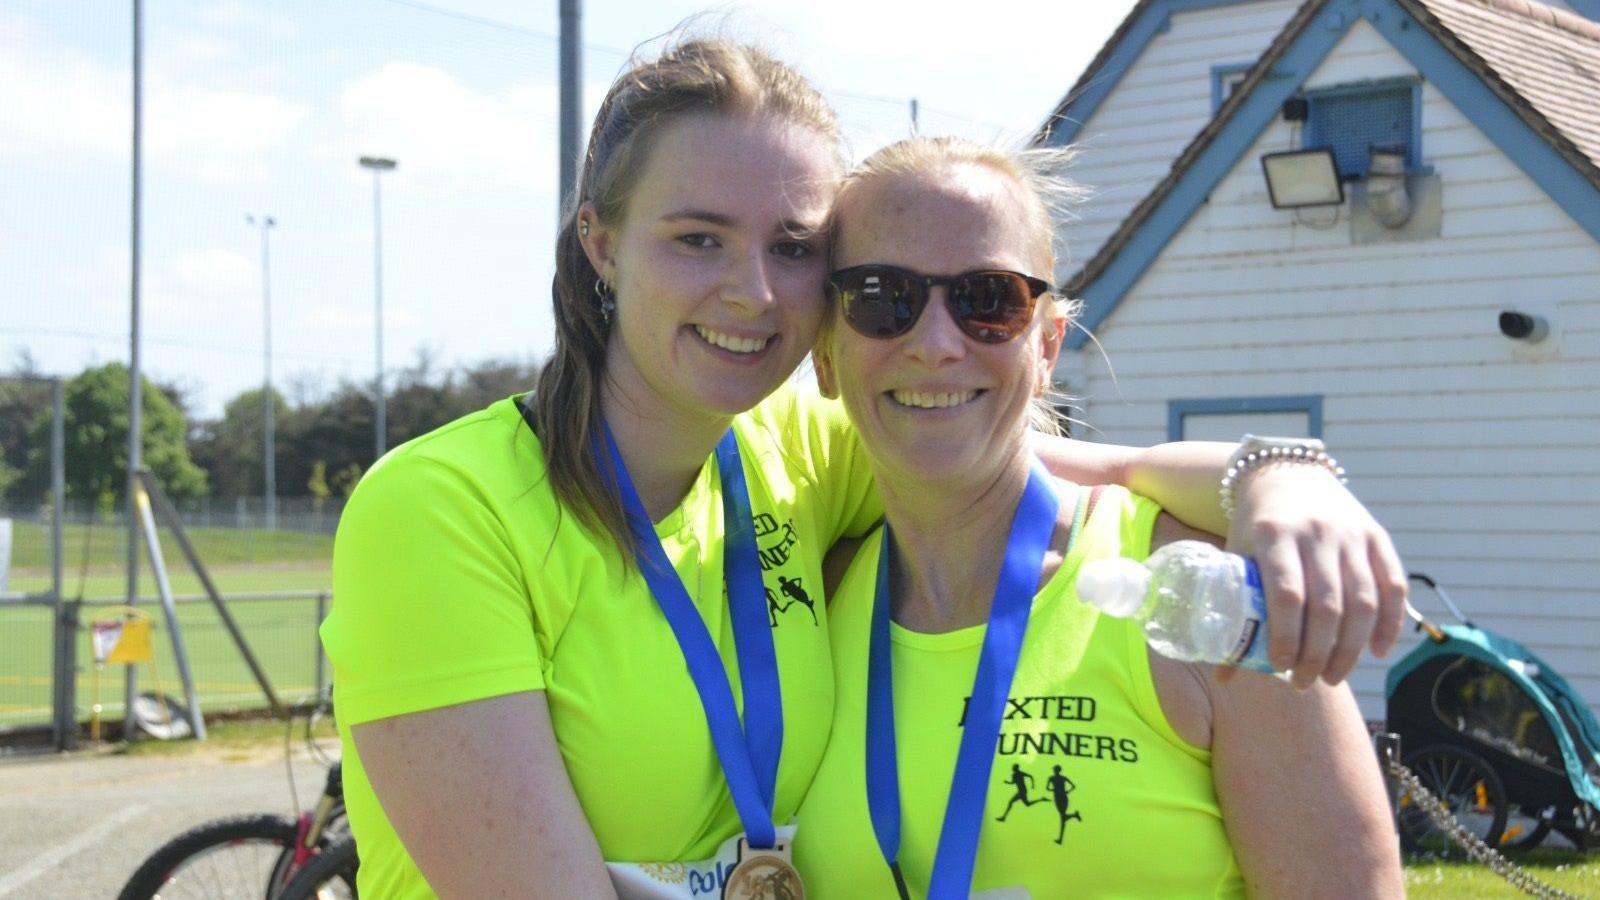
[1417,0,1600,167]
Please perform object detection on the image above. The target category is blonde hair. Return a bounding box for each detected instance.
[824,135,1087,436]
[532,37,840,556]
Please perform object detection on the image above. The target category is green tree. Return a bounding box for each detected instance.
[0,359,52,505]
[189,386,289,498]
[28,363,208,505]
[0,457,18,500]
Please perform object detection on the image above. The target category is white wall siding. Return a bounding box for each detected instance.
[1058,0,1302,273]
[1061,19,1600,718]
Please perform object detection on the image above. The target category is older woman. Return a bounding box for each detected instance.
[794,137,1403,899]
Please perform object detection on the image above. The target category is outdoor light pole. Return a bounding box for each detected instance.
[246,214,277,530]
[125,0,145,736]
[358,156,396,461]
[559,0,582,213]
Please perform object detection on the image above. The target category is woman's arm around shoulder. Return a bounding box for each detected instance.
[352,692,618,899]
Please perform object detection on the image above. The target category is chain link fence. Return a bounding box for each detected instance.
[1,375,339,739]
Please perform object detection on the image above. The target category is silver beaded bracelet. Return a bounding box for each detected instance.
[1219,435,1348,520]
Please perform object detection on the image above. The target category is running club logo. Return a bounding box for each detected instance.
[994,763,1083,845]
[754,512,816,628]
[965,692,1143,845]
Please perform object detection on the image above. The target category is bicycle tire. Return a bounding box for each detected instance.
[1398,744,1509,856]
[274,837,359,900]
[117,813,299,900]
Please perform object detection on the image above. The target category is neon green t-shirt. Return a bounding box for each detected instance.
[794,485,1244,899]
[321,385,878,899]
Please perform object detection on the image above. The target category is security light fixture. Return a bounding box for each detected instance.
[1260,149,1343,209]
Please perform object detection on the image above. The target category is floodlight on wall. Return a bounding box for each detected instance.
[1366,144,1412,227]
[1260,149,1343,209]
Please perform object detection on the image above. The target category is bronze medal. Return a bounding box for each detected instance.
[722,838,805,900]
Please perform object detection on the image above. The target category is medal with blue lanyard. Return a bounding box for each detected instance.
[595,422,805,900]
[865,461,1064,900]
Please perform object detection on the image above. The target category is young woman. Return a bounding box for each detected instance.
[793,136,1403,898]
[321,39,1405,899]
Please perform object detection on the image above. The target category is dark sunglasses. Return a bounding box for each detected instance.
[825,264,1052,343]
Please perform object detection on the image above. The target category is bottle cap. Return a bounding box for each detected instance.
[1075,557,1151,618]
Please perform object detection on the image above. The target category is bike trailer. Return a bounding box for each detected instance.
[1386,576,1600,852]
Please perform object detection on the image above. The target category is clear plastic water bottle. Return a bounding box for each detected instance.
[1075,541,1275,673]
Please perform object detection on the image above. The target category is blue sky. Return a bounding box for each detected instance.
[1,0,1137,417]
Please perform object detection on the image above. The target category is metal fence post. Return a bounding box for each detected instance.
[49,378,76,750]
[53,600,79,750]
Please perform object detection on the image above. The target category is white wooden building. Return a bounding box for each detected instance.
[1039,0,1600,718]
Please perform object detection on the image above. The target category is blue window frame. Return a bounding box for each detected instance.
[1167,395,1324,442]
[1211,62,1255,113]
[1303,79,1422,179]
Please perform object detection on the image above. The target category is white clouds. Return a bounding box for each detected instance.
[147,88,309,156]
[333,62,559,196]
[0,34,127,159]
[63,245,131,322]
[0,9,307,181]
[166,247,255,295]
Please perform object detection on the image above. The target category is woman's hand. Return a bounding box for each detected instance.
[1225,463,1408,689]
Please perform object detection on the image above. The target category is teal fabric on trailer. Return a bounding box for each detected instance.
[1386,623,1600,810]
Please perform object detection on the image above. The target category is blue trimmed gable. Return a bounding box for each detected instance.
[1064,0,1600,350]
[1041,0,1266,148]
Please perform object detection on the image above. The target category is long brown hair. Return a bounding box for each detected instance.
[533,37,840,555]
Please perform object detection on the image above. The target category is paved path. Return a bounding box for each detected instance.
[0,742,335,899]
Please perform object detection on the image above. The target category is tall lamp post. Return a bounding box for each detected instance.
[245,214,277,530]
[358,156,397,461]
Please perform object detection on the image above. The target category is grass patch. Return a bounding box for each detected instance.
[1404,849,1598,897]
[7,519,334,572]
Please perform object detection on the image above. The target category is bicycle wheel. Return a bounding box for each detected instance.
[1397,745,1509,856]
[275,837,358,900]
[118,814,298,900]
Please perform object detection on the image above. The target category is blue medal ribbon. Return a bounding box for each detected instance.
[597,422,783,848]
[865,462,1063,899]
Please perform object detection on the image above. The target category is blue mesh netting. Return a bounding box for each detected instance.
[1306,85,1414,177]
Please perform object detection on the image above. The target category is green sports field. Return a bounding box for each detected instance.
[2,519,333,732]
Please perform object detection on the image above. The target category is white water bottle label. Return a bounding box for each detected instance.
[1224,555,1276,673]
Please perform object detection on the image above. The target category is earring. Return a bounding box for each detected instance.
[579,220,590,238]
[594,278,616,324]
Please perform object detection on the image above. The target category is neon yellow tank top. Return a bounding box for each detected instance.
[794,484,1244,899]
[323,386,880,898]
